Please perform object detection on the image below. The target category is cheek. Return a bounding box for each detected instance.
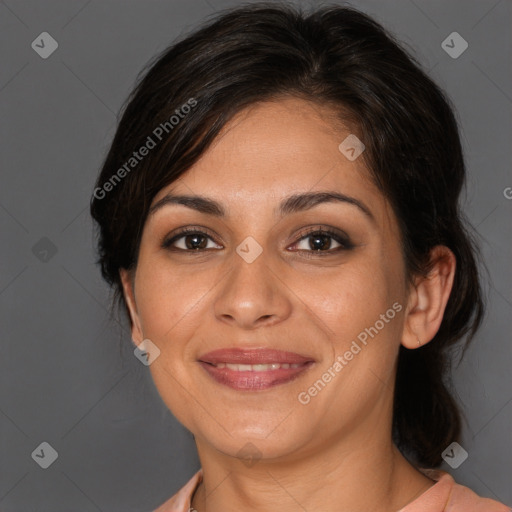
[302,262,401,341]
[305,252,405,387]
[133,255,213,342]
[132,260,209,428]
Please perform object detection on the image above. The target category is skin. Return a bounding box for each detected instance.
[120,97,456,512]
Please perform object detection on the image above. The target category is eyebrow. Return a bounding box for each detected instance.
[149,191,375,222]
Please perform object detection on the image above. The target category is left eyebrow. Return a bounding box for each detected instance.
[277,191,374,222]
[149,190,375,223]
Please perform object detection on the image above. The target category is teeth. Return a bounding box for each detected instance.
[216,363,303,371]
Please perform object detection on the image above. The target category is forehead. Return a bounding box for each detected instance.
[154,97,380,207]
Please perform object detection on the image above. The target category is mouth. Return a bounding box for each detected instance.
[208,362,307,370]
[198,348,315,390]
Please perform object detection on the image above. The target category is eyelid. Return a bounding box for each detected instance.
[290,225,353,246]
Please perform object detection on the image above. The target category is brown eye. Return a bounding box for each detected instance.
[296,232,342,251]
[162,228,223,251]
[289,227,354,255]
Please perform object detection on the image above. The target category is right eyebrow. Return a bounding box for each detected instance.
[149,194,225,217]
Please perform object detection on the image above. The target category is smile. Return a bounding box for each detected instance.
[212,362,305,370]
[198,348,315,390]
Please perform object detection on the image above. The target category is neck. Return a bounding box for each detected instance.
[191,430,434,512]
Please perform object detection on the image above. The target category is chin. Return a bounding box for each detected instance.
[190,415,314,463]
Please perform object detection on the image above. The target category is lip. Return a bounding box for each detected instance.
[198,348,315,390]
[199,348,314,365]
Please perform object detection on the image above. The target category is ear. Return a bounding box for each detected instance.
[119,268,144,345]
[402,245,456,349]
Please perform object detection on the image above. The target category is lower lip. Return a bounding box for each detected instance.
[199,361,314,390]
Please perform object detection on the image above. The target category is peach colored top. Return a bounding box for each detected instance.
[153,467,511,512]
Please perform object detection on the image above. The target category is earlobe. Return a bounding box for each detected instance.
[119,268,144,345]
[401,246,456,350]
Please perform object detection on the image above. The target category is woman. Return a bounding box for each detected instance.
[90,3,510,511]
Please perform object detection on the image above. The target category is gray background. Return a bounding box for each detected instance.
[0,0,510,510]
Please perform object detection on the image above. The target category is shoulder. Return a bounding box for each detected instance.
[154,467,510,512]
[447,474,510,512]
[152,469,203,512]
[403,468,511,512]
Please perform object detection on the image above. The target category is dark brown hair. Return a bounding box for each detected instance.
[90,2,484,467]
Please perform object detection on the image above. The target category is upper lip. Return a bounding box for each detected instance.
[198,348,314,365]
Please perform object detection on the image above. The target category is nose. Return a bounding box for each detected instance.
[213,247,293,330]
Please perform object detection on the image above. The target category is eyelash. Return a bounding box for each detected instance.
[161,225,354,257]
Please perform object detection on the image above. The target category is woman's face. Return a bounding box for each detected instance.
[121,97,412,462]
